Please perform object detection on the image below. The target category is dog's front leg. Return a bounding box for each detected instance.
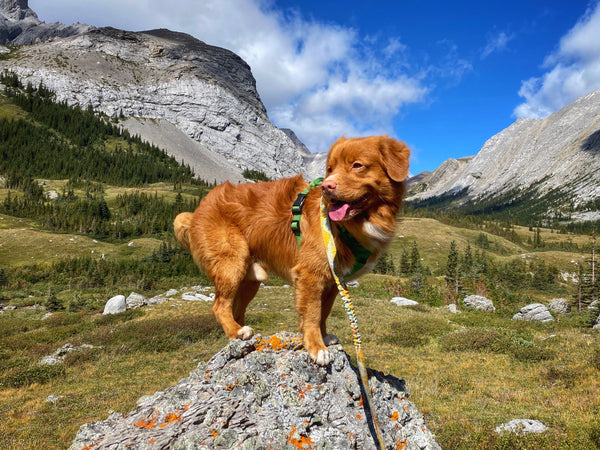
[294,269,331,366]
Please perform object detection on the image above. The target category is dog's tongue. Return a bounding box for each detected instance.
[328,202,350,221]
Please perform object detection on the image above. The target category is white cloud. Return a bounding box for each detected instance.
[481,31,512,59]
[30,0,428,153]
[514,1,600,119]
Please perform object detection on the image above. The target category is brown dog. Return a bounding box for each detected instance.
[174,135,409,365]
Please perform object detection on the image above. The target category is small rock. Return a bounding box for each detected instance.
[594,314,600,330]
[391,297,419,307]
[512,303,554,323]
[103,295,126,315]
[495,419,548,435]
[126,292,147,309]
[181,292,214,302]
[147,296,168,305]
[163,289,179,297]
[445,303,460,314]
[547,298,570,314]
[463,295,495,312]
[46,395,64,404]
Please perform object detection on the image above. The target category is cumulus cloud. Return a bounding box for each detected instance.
[30,0,430,152]
[514,1,600,119]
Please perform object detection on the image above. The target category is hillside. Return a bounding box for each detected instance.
[407,89,600,225]
[0,0,325,182]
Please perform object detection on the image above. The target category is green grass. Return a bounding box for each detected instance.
[1,278,599,449]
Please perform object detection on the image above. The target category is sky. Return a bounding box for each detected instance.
[29,0,600,175]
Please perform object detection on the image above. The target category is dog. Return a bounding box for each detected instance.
[174,135,409,365]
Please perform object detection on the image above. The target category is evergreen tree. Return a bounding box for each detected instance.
[409,241,422,274]
[445,240,461,296]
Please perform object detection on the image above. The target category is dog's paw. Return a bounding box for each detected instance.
[323,334,339,346]
[237,326,254,340]
[311,349,331,366]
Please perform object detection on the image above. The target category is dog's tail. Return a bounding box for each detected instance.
[173,212,193,252]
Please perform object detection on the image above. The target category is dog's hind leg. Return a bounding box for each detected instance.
[205,237,256,340]
[320,284,340,346]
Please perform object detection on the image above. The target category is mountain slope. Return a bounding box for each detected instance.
[0,1,324,182]
[408,89,600,218]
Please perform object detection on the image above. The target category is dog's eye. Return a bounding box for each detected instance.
[352,162,363,170]
[326,166,332,174]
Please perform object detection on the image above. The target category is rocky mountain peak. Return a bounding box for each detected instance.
[0,3,323,181]
[0,0,37,21]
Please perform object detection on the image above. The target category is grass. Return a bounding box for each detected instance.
[1,277,599,449]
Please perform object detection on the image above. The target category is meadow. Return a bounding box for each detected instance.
[1,209,600,449]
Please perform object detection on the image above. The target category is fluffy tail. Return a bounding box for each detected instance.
[173,212,193,252]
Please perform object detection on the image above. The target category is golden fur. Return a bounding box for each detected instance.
[174,135,410,365]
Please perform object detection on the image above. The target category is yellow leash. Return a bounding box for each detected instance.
[320,198,386,449]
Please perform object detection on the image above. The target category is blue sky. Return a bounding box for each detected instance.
[29,0,600,175]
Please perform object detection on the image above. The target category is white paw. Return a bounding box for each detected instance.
[313,349,331,366]
[237,326,254,340]
[323,334,339,346]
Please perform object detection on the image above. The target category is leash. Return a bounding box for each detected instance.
[319,198,386,450]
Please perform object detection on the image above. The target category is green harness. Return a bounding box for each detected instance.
[291,178,372,277]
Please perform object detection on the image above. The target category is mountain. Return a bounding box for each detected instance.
[0,0,324,183]
[407,89,600,222]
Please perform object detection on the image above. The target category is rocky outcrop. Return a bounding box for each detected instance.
[547,298,571,314]
[0,1,323,182]
[408,89,600,213]
[463,295,495,312]
[495,419,548,436]
[512,303,554,323]
[70,333,440,449]
[0,0,89,45]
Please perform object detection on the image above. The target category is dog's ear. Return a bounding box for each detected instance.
[380,136,410,182]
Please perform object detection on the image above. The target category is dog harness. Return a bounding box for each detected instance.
[291,178,372,277]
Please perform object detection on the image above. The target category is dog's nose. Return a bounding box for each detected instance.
[322,179,337,193]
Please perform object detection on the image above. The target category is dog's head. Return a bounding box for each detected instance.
[321,135,410,222]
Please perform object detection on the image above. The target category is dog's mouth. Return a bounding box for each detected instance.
[327,195,369,222]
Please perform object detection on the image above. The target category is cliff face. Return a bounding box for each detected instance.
[0,1,324,182]
[408,89,600,211]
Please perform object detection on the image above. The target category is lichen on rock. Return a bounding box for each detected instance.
[70,332,440,449]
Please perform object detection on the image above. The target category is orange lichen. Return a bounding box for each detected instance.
[396,440,408,450]
[356,414,362,419]
[287,425,312,449]
[255,335,302,353]
[390,411,399,421]
[148,438,155,444]
[160,412,182,427]
[210,429,219,439]
[134,417,157,429]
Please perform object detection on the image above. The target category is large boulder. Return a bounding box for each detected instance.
[70,333,440,450]
[463,295,495,312]
[102,295,126,315]
[547,298,571,314]
[512,303,554,323]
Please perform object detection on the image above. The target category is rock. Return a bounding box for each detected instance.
[444,303,460,314]
[391,297,419,307]
[46,394,64,404]
[181,291,214,302]
[40,343,103,365]
[495,419,548,436]
[589,300,599,310]
[103,295,126,315]
[126,292,147,309]
[547,298,571,314]
[463,295,495,312]
[594,314,600,330]
[163,288,179,297]
[70,333,440,450]
[512,303,554,323]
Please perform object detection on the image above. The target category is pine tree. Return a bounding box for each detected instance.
[409,241,421,274]
[445,240,461,296]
